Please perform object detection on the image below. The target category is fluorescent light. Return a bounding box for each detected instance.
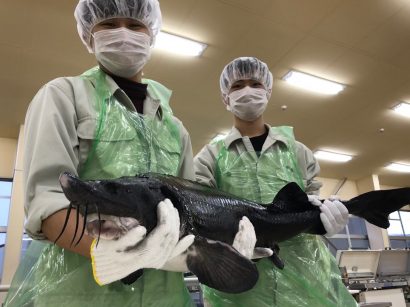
[386,162,410,173]
[154,32,207,57]
[392,102,410,118]
[314,150,353,163]
[282,71,345,95]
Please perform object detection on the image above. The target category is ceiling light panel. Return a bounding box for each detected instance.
[314,150,353,163]
[386,162,410,173]
[282,71,345,95]
[392,102,410,118]
[154,32,207,57]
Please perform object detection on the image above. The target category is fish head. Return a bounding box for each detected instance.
[59,172,161,240]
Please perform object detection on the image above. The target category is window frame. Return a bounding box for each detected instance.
[325,216,370,255]
[0,178,13,183]
[0,177,13,280]
[388,210,410,249]
[0,177,13,236]
[388,210,410,236]
[0,177,13,237]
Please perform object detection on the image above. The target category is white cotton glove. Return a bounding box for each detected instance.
[160,234,195,272]
[91,199,185,285]
[308,195,349,236]
[232,216,273,260]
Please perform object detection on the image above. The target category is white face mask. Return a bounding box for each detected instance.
[93,28,151,78]
[227,86,269,121]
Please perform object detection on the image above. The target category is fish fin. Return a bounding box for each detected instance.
[344,187,410,229]
[120,269,144,285]
[269,182,311,213]
[269,243,284,269]
[187,236,258,294]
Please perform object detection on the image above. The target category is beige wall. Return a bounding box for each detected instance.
[380,184,400,190]
[316,177,359,199]
[0,138,17,178]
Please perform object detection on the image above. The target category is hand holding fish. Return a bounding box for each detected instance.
[308,195,349,236]
[160,235,195,272]
[233,216,273,259]
[90,199,192,285]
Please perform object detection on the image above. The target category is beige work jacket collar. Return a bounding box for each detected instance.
[224,124,291,153]
[104,74,162,117]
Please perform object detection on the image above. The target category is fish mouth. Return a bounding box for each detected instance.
[57,172,146,245]
[86,214,140,240]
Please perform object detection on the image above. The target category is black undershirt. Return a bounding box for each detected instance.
[108,73,148,114]
[250,129,269,154]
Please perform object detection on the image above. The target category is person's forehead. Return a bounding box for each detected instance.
[232,79,262,85]
[96,17,146,25]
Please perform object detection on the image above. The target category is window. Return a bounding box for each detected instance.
[0,179,13,227]
[0,178,13,280]
[326,216,370,256]
[388,211,410,235]
[388,210,410,248]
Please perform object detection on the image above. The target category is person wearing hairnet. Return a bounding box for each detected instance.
[5,1,196,306]
[194,57,357,306]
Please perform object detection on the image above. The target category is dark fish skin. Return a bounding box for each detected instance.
[58,172,410,293]
[59,173,321,246]
[59,172,410,246]
[158,175,324,247]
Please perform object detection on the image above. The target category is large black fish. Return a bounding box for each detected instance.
[58,172,410,293]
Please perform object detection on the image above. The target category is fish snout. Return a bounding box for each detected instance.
[59,172,76,191]
[59,172,91,202]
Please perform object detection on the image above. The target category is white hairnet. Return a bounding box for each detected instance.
[74,0,162,51]
[220,57,273,101]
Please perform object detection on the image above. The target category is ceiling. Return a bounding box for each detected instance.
[1,0,410,187]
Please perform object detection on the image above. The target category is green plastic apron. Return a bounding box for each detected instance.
[4,68,194,307]
[202,126,357,307]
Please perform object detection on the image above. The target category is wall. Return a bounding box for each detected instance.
[380,184,400,190]
[316,177,359,199]
[0,138,17,178]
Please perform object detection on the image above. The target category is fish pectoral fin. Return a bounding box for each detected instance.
[120,269,144,285]
[269,243,284,269]
[186,236,258,294]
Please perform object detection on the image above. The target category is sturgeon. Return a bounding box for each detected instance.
[59,172,410,293]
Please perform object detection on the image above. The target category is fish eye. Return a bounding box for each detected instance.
[104,182,118,194]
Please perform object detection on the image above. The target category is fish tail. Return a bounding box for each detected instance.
[343,188,410,228]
